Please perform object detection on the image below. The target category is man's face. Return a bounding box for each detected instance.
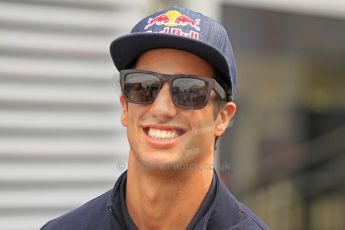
[120,48,236,170]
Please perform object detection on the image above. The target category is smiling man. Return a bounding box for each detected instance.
[42,6,269,230]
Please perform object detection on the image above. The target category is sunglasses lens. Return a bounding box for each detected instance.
[172,78,208,108]
[123,73,160,103]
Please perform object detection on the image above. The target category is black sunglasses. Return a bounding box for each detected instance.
[120,69,230,109]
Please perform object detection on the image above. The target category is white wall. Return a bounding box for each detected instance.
[0,1,145,229]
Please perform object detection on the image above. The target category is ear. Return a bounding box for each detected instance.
[119,96,128,127]
[214,102,236,137]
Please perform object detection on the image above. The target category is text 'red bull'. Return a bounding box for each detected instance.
[146,27,199,40]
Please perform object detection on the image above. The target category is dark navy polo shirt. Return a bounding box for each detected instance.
[41,170,270,229]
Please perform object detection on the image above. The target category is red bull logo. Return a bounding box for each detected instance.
[144,10,201,40]
[145,14,170,30]
[174,15,200,31]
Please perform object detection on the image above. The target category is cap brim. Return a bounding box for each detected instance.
[110,32,231,89]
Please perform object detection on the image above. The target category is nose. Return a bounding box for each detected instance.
[150,83,177,120]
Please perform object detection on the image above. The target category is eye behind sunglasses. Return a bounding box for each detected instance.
[120,69,229,109]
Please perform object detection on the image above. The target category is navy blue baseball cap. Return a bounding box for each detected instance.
[110,6,237,97]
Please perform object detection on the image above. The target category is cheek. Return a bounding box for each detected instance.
[125,104,149,128]
[125,106,146,147]
[126,108,135,124]
[188,110,217,138]
[183,112,216,156]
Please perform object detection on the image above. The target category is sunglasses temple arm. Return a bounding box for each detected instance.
[213,80,229,101]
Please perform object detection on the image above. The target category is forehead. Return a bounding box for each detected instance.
[134,48,214,77]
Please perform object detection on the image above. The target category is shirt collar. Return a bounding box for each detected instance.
[106,169,236,229]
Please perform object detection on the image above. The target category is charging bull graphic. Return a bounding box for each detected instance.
[144,10,201,33]
[174,15,200,31]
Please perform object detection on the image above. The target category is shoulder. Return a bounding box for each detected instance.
[207,178,270,230]
[41,190,114,230]
[235,202,270,230]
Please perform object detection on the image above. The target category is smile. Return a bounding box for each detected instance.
[143,126,186,142]
[148,128,178,140]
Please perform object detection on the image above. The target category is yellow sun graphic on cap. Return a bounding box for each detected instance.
[164,10,181,26]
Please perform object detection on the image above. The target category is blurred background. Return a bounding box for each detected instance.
[0,0,344,229]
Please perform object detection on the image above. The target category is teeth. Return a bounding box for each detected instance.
[148,128,177,140]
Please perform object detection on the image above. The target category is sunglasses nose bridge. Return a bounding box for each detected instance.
[159,75,172,86]
[156,76,174,98]
[150,83,177,117]
[155,83,173,103]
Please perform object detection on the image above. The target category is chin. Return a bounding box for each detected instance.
[134,149,188,170]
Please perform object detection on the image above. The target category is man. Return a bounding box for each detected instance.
[42,6,269,230]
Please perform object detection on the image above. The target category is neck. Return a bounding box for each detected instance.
[125,152,214,230]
